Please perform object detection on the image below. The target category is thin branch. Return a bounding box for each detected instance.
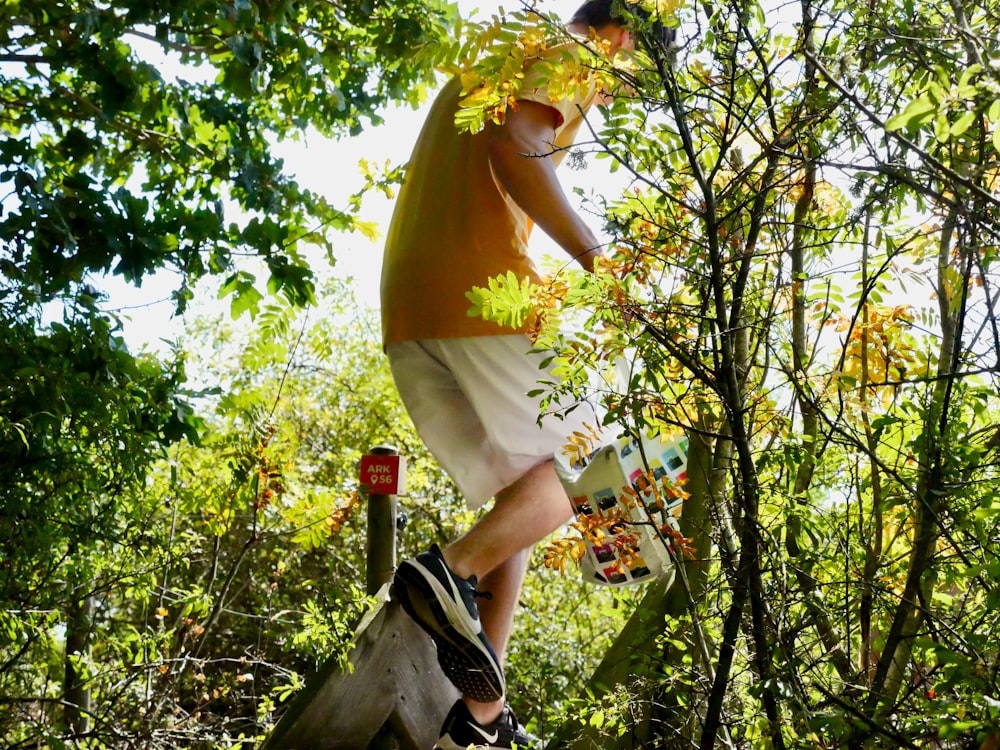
[804,51,1000,212]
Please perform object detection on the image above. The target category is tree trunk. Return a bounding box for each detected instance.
[63,590,93,736]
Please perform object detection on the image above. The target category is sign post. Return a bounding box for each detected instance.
[359,451,407,496]
[360,445,406,597]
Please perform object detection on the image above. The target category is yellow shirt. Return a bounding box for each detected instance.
[380,46,598,346]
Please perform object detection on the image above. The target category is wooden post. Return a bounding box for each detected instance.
[366,444,398,750]
[366,444,398,597]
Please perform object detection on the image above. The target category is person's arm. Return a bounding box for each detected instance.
[486,100,603,272]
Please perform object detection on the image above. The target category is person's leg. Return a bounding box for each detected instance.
[444,459,573,587]
[389,336,604,732]
[442,459,575,724]
[472,549,530,662]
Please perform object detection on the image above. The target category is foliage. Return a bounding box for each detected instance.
[0,0,463,745]
[0,277,622,746]
[7,0,1000,746]
[1,0,458,313]
[0,296,198,745]
[463,0,1000,747]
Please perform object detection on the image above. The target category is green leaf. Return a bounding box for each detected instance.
[885,95,936,132]
[950,111,976,137]
[934,111,951,142]
[219,272,264,319]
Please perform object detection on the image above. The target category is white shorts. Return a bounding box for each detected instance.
[387,336,604,510]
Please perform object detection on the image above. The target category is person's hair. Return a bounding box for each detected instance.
[569,0,675,53]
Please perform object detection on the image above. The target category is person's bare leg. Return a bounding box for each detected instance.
[475,548,531,660]
[440,458,574,724]
[453,548,530,723]
[444,459,575,580]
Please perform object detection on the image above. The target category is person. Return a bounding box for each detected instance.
[380,2,668,748]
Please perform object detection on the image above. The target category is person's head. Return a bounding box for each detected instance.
[568,0,674,54]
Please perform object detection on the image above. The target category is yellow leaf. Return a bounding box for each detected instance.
[459,71,481,90]
[354,220,380,241]
[635,0,684,18]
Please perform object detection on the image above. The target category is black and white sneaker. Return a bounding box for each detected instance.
[393,544,505,702]
[434,700,539,750]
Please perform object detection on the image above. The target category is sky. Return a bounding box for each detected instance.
[107,0,613,352]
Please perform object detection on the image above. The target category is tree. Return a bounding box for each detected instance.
[0,276,626,747]
[1,0,456,312]
[0,297,196,741]
[464,0,1000,746]
[1,0,458,742]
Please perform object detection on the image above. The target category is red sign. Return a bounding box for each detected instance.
[359,454,407,495]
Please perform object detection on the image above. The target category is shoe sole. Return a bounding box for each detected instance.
[394,559,505,702]
[434,734,533,750]
[433,738,499,750]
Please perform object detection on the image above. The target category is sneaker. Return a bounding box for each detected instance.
[434,700,539,750]
[393,544,505,702]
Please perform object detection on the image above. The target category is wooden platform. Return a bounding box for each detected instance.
[261,586,458,750]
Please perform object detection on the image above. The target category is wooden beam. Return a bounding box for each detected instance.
[261,595,458,749]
